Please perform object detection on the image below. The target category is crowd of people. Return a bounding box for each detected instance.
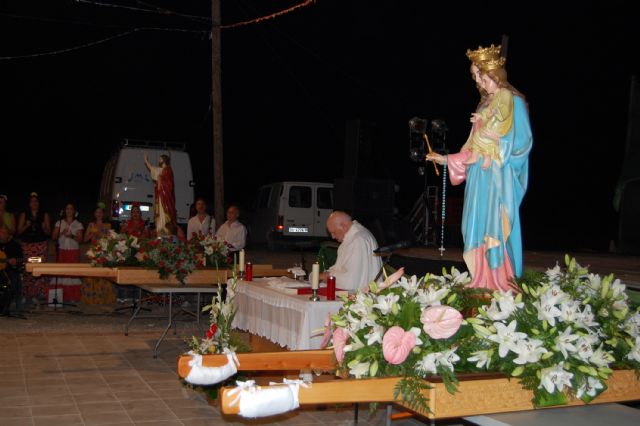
[0,192,247,314]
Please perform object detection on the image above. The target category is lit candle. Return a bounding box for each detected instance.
[239,249,245,272]
[311,263,319,290]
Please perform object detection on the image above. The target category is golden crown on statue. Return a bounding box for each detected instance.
[466,44,502,65]
[478,56,507,72]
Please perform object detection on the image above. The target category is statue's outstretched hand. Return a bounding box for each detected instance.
[426,152,445,165]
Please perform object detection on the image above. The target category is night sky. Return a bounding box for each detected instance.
[1,0,638,251]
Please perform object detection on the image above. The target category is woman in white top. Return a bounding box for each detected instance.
[52,203,84,302]
[187,198,215,240]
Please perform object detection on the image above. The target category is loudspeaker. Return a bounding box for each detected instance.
[334,177,395,217]
[344,119,376,177]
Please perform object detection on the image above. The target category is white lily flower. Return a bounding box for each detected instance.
[398,275,420,296]
[545,264,562,283]
[372,293,400,315]
[100,239,109,251]
[623,313,640,338]
[488,320,528,358]
[86,249,95,259]
[130,237,140,248]
[559,300,581,324]
[484,300,510,321]
[538,362,573,394]
[436,349,460,372]
[533,294,562,327]
[544,285,569,305]
[409,327,423,346]
[586,273,602,293]
[553,327,579,359]
[349,361,370,379]
[576,376,604,399]
[588,344,613,368]
[576,305,598,329]
[512,339,548,365]
[468,350,491,369]
[204,246,214,256]
[108,229,119,239]
[573,336,594,361]
[343,333,365,353]
[610,279,626,298]
[115,240,128,254]
[364,325,385,346]
[449,267,471,285]
[416,285,448,308]
[626,336,640,363]
[498,290,524,314]
[415,353,438,375]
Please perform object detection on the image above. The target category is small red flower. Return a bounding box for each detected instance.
[206,323,217,339]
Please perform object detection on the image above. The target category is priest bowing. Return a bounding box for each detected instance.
[319,211,382,291]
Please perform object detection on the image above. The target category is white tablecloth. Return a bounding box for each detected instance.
[232,278,343,350]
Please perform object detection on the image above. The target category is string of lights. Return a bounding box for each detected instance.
[1,0,316,61]
[221,0,315,29]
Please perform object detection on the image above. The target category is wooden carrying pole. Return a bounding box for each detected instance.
[177,350,336,379]
[219,369,640,419]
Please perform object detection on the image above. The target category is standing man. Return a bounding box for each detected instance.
[215,205,247,251]
[144,153,177,236]
[319,211,382,291]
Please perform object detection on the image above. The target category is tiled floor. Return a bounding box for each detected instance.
[0,313,446,426]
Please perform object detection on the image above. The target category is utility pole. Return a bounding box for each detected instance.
[212,0,224,226]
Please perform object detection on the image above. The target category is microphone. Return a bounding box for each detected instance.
[373,240,412,254]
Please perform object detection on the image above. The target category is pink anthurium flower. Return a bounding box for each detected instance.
[420,305,463,339]
[332,327,349,363]
[382,326,416,364]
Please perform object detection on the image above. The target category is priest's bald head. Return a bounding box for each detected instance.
[326,211,353,242]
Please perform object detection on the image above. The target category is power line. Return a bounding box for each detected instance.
[0,26,208,61]
[134,0,212,24]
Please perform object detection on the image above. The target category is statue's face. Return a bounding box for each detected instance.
[481,74,499,94]
[471,64,481,85]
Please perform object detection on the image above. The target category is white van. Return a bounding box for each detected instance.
[249,181,334,249]
[100,140,194,226]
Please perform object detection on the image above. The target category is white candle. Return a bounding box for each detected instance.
[311,263,319,290]
[239,249,245,272]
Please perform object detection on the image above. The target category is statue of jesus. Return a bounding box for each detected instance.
[144,153,178,236]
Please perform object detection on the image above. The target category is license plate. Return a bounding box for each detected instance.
[288,227,309,233]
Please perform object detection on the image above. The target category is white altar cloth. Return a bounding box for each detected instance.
[232,278,343,350]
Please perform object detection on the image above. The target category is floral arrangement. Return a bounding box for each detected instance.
[86,231,233,283]
[86,230,141,266]
[189,234,234,268]
[145,236,200,284]
[187,275,239,354]
[326,257,640,413]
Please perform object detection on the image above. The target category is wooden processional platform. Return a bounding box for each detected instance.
[176,350,640,419]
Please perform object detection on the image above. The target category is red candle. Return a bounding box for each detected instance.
[327,275,336,300]
[245,262,253,281]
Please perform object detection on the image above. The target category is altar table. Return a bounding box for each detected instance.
[233,278,343,350]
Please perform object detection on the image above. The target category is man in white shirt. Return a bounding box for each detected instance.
[215,205,247,250]
[319,211,382,291]
[187,198,215,240]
